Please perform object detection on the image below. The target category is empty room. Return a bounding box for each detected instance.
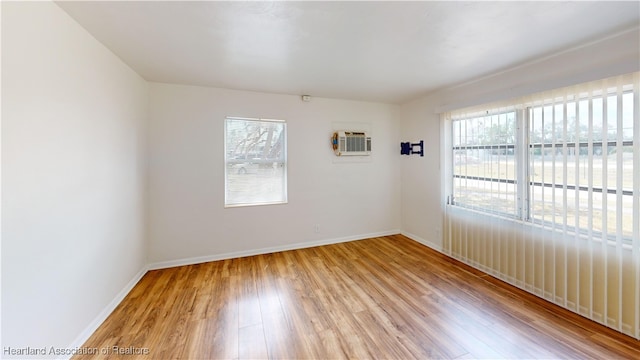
[2,1,640,359]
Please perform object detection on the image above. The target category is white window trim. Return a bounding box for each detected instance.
[224,117,288,208]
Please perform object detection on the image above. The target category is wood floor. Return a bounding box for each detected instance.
[75,235,640,359]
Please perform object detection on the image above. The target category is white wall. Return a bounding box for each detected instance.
[435,27,640,113]
[147,83,401,265]
[2,1,148,354]
[400,27,640,249]
[399,95,442,248]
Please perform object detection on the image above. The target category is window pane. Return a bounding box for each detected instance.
[529,93,634,239]
[225,118,287,206]
[452,111,517,216]
[606,95,617,140]
[622,92,634,140]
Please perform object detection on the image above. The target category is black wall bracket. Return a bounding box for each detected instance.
[400,140,424,157]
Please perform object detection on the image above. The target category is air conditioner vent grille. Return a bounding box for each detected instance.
[332,131,371,156]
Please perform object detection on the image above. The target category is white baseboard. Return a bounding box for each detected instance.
[62,266,148,360]
[400,230,443,252]
[147,229,401,270]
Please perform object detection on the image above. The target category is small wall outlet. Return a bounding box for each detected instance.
[313,224,320,233]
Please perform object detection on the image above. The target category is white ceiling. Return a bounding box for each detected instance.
[56,1,640,104]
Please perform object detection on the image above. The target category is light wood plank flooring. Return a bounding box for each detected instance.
[75,235,640,359]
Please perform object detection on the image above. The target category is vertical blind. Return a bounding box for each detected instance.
[443,72,639,340]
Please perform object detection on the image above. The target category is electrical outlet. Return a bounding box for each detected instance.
[314,224,320,233]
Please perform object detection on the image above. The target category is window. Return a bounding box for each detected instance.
[225,117,287,207]
[452,111,518,216]
[528,89,635,239]
[449,73,638,242]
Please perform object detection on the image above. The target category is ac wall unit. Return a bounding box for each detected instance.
[332,131,371,156]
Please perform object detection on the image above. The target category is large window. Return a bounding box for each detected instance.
[225,117,287,207]
[450,74,637,242]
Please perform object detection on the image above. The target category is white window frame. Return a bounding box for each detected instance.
[450,110,521,218]
[224,117,287,207]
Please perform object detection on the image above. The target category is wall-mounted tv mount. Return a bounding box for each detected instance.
[400,140,424,157]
